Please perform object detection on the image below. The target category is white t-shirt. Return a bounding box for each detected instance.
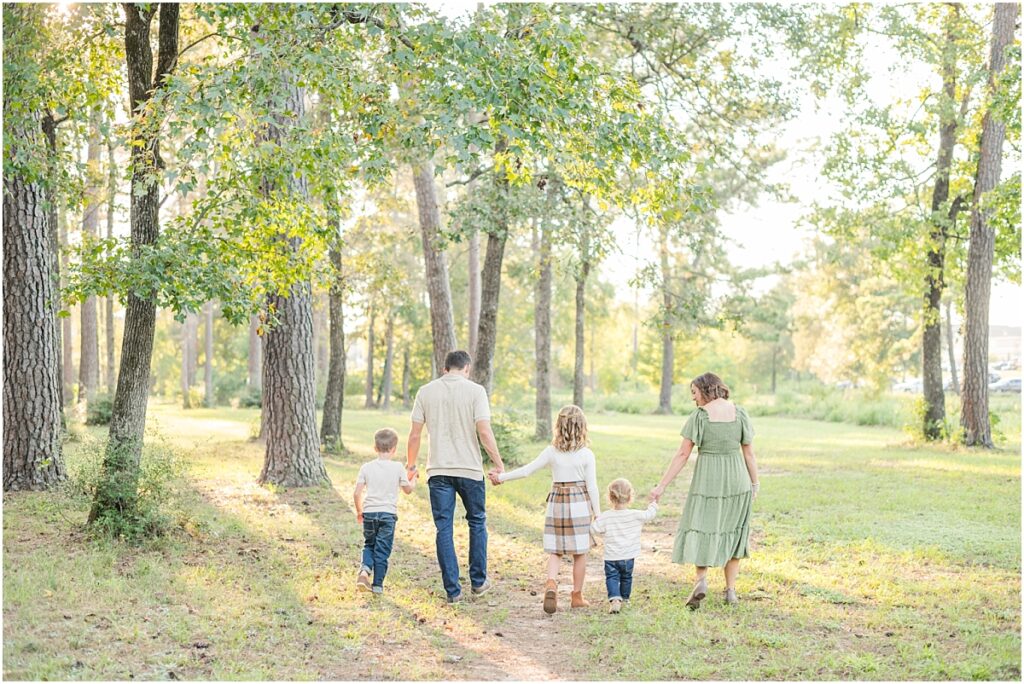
[591,503,658,561]
[356,459,409,514]
[498,445,601,515]
[410,373,491,480]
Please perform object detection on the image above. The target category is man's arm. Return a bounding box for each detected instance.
[476,419,504,473]
[407,421,424,475]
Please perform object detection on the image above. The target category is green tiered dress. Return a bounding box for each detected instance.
[671,405,754,567]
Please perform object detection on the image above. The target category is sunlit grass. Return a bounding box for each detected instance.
[3,400,1020,679]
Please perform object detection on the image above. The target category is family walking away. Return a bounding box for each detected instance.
[352,351,760,615]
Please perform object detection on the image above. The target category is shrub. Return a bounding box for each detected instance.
[57,436,187,542]
[483,412,528,468]
[238,385,262,409]
[84,393,114,426]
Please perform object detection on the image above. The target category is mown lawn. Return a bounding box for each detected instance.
[3,399,1020,680]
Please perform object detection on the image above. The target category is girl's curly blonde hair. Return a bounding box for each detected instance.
[552,405,588,452]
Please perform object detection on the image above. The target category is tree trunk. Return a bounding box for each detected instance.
[316,292,329,384]
[255,61,328,487]
[42,115,67,412]
[656,227,674,414]
[59,205,75,404]
[945,299,959,395]
[412,161,457,376]
[187,309,199,387]
[378,312,395,410]
[573,267,589,409]
[204,301,214,407]
[402,346,411,408]
[365,305,376,409]
[105,134,117,394]
[920,10,959,441]
[78,108,102,404]
[534,203,553,441]
[961,2,1017,447]
[468,230,480,357]
[90,4,179,523]
[320,232,346,452]
[248,314,262,392]
[3,121,66,490]
[181,318,192,409]
[471,138,510,394]
[771,345,778,395]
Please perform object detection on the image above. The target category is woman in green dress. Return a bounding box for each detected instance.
[650,372,760,609]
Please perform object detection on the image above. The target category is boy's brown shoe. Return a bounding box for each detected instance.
[543,580,558,614]
[356,569,372,592]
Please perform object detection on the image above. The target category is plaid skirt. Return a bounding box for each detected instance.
[544,481,595,555]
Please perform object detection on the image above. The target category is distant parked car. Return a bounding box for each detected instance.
[835,380,854,390]
[990,378,1021,393]
[893,379,923,393]
[989,371,1001,384]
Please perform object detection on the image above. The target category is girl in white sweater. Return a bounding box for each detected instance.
[489,405,601,613]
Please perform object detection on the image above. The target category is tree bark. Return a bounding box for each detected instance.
[78,108,102,404]
[412,161,457,376]
[920,9,959,440]
[471,138,510,394]
[90,3,179,523]
[181,318,192,410]
[656,227,674,414]
[945,299,959,395]
[402,346,411,408]
[105,134,117,394]
[59,195,75,405]
[3,120,66,490]
[204,301,214,407]
[573,265,589,409]
[468,230,481,357]
[378,312,395,410]
[364,304,376,409]
[534,202,553,441]
[315,292,329,384]
[320,231,346,452]
[960,2,1017,447]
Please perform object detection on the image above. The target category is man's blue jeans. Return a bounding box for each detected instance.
[361,512,398,588]
[604,559,635,601]
[428,475,487,599]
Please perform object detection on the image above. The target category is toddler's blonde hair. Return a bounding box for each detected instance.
[552,405,588,452]
[607,478,634,506]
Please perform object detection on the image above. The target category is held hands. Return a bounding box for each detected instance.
[487,469,503,486]
[649,484,665,502]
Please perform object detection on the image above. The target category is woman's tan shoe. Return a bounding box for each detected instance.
[724,588,738,605]
[543,579,558,614]
[686,576,708,610]
[571,591,590,608]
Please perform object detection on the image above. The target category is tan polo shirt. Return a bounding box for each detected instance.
[410,373,491,480]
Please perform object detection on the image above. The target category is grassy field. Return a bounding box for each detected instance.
[3,399,1021,680]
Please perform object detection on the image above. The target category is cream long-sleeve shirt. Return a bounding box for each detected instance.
[498,445,601,515]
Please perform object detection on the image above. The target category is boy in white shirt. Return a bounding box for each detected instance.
[354,428,415,595]
[590,478,658,613]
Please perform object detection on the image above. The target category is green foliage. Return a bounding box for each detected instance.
[84,393,114,426]
[57,436,186,543]
[482,412,529,468]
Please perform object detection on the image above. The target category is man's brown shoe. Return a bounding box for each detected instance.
[543,580,558,614]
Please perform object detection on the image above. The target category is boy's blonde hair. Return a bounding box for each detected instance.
[374,428,399,453]
[607,478,634,505]
[553,405,588,452]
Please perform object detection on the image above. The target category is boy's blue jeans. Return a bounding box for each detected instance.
[361,512,398,588]
[427,475,487,599]
[604,559,635,601]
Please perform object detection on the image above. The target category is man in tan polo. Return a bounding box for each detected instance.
[406,350,505,603]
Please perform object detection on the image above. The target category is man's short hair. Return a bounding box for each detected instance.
[444,350,472,371]
[374,428,399,453]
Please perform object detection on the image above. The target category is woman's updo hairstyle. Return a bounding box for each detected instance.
[691,372,730,402]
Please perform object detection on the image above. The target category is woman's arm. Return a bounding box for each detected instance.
[741,443,760,498]
[498,447,551,483]
[650,438,694,500]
